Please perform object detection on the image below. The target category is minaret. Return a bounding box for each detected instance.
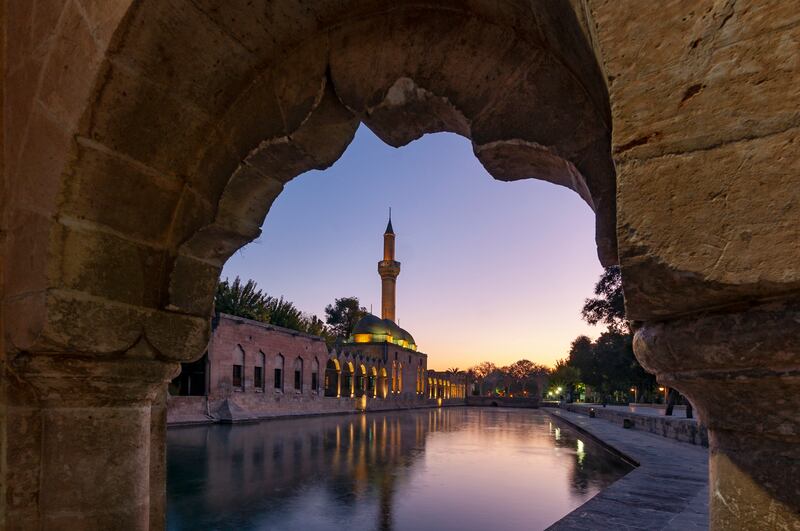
[378,211,401,322]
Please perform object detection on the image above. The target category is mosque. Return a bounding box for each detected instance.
[168,216,467,425]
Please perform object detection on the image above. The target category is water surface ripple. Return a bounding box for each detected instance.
[167,407,632,530]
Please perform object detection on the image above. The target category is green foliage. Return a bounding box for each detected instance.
[550,358,581,387]
[215,277,271,321]
[324,297,368,339]
[581,265,629,333]
[215,276,332,340]
[559,266,658,401]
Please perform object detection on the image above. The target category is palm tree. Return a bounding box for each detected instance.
[215,276,272,321]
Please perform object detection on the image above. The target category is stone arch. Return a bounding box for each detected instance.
[6,1,797,528]
[324,358,340,398]
[1,5,616,523]
[342,362,355,398]
[379,367,389,399]
[368,366,378,398]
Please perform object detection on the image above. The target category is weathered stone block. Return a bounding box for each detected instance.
[618,128,800,318]
[59,224,166,308]
[64,140,183,244]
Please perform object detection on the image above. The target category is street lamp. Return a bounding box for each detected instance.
[630,386,637,403]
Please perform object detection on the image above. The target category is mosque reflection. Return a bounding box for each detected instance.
[167,408,632,531]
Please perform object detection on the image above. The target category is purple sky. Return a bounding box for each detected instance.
[222,125,604,371]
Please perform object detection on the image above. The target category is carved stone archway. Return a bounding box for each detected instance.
[2,1,798,529]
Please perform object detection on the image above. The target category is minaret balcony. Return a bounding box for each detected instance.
[378,260,401,277]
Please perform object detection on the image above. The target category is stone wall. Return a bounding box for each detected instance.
[168,393,466,425]
[465,396,540,408]
[561,404,708,447]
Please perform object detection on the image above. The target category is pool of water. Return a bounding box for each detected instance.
[167,407,633,530]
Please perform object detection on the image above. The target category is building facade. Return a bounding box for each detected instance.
[168,217,467,424]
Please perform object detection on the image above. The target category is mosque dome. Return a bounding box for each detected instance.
[349,314,417,350]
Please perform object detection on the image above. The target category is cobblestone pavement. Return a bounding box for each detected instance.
[545,408,709,530]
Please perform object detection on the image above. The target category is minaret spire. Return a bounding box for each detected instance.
[378,210,401,322]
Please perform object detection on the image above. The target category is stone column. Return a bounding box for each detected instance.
[634,301,800,529]
[150,384,169,530]
[4,355,178,530]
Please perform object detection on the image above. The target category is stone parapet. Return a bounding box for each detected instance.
[561,403,708,447]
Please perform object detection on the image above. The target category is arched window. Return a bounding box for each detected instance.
[311,358,320,392]
[294,357,303,392]
[254,351,265,391]
[274,353,284,391]
[324,359,340,397]
[391,361,397,393]
[232,345,245,390]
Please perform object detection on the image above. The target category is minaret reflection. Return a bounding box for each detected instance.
[166,409,465,529]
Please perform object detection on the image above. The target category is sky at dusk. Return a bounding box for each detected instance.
[222,125,605,371]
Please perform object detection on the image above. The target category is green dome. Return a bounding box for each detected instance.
[350,314,416,349]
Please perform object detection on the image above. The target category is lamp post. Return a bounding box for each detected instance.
[630,386,637,403]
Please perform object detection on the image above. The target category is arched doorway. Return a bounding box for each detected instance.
[379,368,389,399]
[355,364,367,398]
[324,359,340,397]
[368,367,377,398]
[342,363,355,398]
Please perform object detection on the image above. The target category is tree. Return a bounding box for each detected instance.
[303,314,329,337]
[581,265,629,333]
[468,361,497,395]
[568,336,600,388]
[550,358,580,388]
[324,297,368,339]
[264,296,305,330]
[215,277,332,339]
[215,276,271,321]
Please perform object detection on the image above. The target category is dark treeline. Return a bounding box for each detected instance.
[215,276,367,349]
[549,266,658,403]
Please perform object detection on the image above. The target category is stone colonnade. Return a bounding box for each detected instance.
[1,1,797,529]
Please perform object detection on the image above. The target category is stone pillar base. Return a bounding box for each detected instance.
[2,355,178,530]
[634,301,800,530]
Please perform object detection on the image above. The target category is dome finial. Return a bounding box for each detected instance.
[385,207,394,234]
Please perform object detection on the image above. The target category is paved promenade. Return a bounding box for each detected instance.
[546,408,709,530]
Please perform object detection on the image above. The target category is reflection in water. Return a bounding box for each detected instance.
[167,408,632,530]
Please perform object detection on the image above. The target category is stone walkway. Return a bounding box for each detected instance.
[545,408,709,530]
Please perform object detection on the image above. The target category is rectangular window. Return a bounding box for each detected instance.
[232,365,243,389]
[274,368,282,390]
[294,370,302,391]
[254,366,263,390]
[311,372,318,391]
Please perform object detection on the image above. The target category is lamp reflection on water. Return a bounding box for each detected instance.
[167,408,634,531]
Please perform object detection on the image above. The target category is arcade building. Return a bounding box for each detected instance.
[168,216,467,424]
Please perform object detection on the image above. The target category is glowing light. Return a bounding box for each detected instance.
[658,386,665,392]
[576,439,586,465]
[353,334,372,343]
